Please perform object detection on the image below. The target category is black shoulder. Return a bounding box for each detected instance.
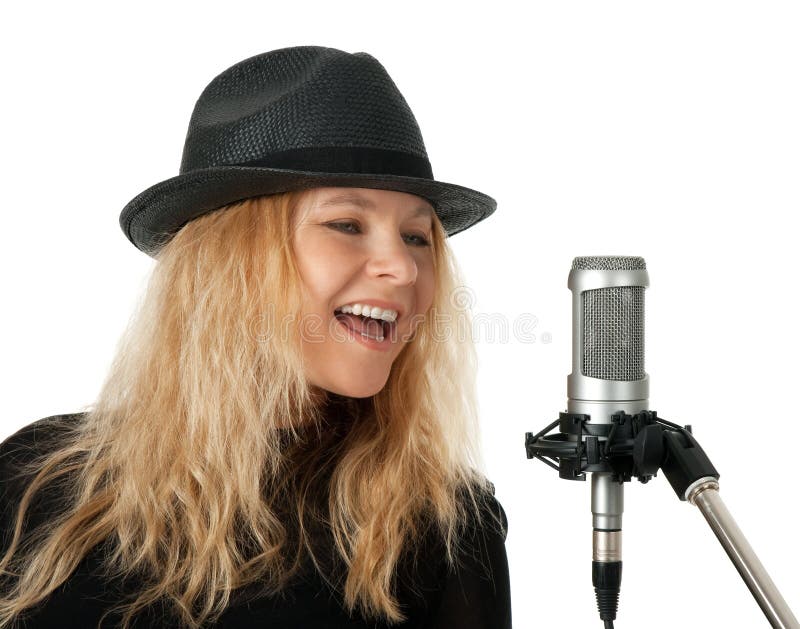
[0,413,87,548]
[429,481,512,628]
[461,480,508,543]
[449,480,510,581]
[481,482,508,541]
[0,413,86,471]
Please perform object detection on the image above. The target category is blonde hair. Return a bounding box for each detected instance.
[0,190,499,628]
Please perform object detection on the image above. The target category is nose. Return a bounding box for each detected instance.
[364,231,419,285]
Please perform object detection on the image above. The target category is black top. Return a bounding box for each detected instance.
[0,414,512,629]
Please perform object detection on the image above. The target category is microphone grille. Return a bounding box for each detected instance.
[572,256,646,271]
[574,256,646,381]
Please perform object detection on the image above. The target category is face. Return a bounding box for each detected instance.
[291,187,436,398]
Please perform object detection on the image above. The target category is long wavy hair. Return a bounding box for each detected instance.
[0,189,498,629]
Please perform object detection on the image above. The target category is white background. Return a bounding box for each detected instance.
[2,2,799,628]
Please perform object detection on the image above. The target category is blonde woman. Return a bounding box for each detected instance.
[0,46,510,628]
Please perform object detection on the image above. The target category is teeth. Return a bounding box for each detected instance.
[334,303,398,322]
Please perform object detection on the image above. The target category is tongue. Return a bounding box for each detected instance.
[336,313,384,337]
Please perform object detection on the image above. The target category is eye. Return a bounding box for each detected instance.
[405,233,432,247]
[327,221,360,234]
[325,221,431,247]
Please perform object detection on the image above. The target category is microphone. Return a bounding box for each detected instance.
[526,255,799,628]
[567,256,649,627]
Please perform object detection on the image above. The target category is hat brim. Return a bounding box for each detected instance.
[119,166,497,257]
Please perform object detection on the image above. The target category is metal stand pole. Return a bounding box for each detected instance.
[686,477,800,629]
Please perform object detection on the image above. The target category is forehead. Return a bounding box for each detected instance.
[307,188,434,217]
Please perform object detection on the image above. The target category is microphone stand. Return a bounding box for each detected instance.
[525,410,799,629]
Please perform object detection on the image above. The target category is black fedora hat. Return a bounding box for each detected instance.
[119,45,497,258]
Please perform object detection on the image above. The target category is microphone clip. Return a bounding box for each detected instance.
[525,410,720,499]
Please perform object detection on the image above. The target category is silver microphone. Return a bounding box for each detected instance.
[567,255,649,624]
[526,255,799,628]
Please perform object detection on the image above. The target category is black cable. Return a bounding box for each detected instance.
[604,621,614,629]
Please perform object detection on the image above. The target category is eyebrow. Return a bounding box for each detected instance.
[318,192,433,218]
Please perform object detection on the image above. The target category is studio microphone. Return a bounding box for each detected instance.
[567,256,649,627]
[526,255,800,628]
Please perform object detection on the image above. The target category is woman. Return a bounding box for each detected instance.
[0,46,510,628]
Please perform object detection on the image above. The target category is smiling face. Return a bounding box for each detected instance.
[290,187,436,398]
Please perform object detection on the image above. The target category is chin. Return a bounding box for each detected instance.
[321,377,388,399]
[335,384,385,399]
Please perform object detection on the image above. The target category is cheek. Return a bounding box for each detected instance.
[294,236,355,305]
[417,262,436,312]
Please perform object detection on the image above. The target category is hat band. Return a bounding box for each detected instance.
[235,146,433,179]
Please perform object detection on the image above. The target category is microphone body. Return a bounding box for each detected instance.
[567,256,650,624]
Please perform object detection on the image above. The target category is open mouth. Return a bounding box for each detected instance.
[333,310,396,341]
